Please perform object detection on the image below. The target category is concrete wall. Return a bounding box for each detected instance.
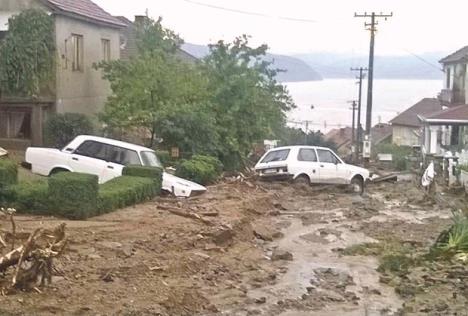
[54,15,120,118]
[392,125,421,147]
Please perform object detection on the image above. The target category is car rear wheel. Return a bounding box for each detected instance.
[350,176,364,195]
[294,174,310,186]
[49,168,70,176]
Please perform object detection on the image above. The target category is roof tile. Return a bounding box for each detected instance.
[390,98,441,127]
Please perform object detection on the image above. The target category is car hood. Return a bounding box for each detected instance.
[162,172,207,197]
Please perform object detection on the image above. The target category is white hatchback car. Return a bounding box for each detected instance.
[255,146,370,193]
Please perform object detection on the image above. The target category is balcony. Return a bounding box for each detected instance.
[438,89,465,105]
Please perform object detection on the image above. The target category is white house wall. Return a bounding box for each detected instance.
[392,125,420,146]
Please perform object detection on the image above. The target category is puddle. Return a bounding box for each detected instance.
[249,216,403,315]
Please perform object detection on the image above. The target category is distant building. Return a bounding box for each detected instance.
[389,98,442,147]
[0,0,125,148]
[325,127,353,156]
[439,46,468,106]
[371,123,392,146]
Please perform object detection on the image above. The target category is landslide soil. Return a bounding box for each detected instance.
[0,178,460,315]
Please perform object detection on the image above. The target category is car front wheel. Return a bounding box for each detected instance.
[294,174,310,186]
[350,176,364,195]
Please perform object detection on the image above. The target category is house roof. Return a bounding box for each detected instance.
[325,127,353,149]
[439,46,468,64]
[371,123,393,145]
[420,104,468,124]
[390,98,442,128]
[41,0,126,28]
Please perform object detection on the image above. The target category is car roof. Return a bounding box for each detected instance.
[74,135,154,152]
[266,145,332,151]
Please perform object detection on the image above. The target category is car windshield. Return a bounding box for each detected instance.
[261,149,290,163]
[140,151,163,168]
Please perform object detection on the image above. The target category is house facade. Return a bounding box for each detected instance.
[389,98,441,147]
[0,0,124,148]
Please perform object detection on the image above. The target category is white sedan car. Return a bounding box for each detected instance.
[255,146,370,193]
[25,135,206,197]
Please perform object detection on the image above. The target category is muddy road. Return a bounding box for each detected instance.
[0,177,461,315]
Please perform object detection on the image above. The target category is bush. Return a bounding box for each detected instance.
[5,181,49,214]
[432,212,468,257]
[44,113,94,148]
[48,172,99,219]
[374,144,412,171]
[98,176,159,213]
[155,150,171,166]
[0,159,18,190]
[175,155,223,185]
[122,165,163,181]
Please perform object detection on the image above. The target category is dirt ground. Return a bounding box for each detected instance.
[0,175,464,315]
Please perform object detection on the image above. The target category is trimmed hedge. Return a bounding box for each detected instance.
[5,181,49,214]
[122,165,163,180]
[0,159,18,189]
[49,172,99,220]
[175,155,223,185]
[98,176,159,213]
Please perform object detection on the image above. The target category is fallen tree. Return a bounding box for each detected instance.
[0,208,67,294]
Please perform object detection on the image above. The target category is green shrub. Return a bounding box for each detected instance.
[6,181,49,214]
[44,113,94,148]
[0,159,18,189]
[175,155,222,185]
[374,143,411,171]
[122,165,163,180]
[98,176,159,213]
[432,212,468,257]
[48,172,99,219]
[155,150,171,166]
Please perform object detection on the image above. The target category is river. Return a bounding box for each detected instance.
[284,79,442,133]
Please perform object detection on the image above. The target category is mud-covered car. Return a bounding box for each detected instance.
[255,146,370,193]
[25,135,206,197]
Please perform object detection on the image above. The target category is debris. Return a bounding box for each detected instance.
[167,208,213,225]
[211,228,234,246]
[271,249,293,261]
[0,147,7,157]
[371,173,398,183]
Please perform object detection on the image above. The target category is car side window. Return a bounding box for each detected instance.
[317,149,339,164]
[74,141,106,160]
[297,148,317,162]
[261,149,290,163]
[106,145,141,166]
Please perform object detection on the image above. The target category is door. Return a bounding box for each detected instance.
[70,140,108,181]
[295,148,320,183]
[316,149,340,183]
[100,145,141,183]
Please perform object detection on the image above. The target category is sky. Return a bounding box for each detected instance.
[93,0,466,56]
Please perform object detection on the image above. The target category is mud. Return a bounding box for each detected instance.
[0,179,460,315]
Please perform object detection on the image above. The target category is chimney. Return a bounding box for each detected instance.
[134,15,147,24]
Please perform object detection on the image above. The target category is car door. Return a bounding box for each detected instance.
[100,145,142,183]
[70,141,108,181]
[316,148,340,184]
[295,148,320,183]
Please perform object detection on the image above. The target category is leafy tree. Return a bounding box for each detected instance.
[0,9,55,98]
[202,35,294,169]
[279,127,337,151]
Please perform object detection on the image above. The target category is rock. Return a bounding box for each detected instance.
[269,210,281,216]
[253,225,275,241]
[193,252,211,260]
[255,297,266,304]
[87,254,102,260]
[271,249,293,261]
[211,228,234,246]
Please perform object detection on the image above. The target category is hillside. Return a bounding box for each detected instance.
[182,43,323,82]
[295,52,446,79]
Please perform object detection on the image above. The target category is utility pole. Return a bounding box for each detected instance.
[354,12,392,164]
[348,100,358,161]
[350,67,368,162]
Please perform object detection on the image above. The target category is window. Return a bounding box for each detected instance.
[317,149,340,164]
[297,148,317,162]
[102,39,111,62]
[141,151,163,168]
[75,141,106,159]
[106,146,140,165]
[446,67,451,89]
[72,34,84,71]
[0,109,31,139]
[261,149,290,163]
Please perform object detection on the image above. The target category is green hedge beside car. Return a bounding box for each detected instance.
[1,163,163,220]
[0,159,18,189]
[175,155,223,185]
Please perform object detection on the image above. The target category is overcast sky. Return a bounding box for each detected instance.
[94,0,466,56]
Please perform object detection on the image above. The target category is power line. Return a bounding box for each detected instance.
[181,0,317,23]
[402,49,444,72]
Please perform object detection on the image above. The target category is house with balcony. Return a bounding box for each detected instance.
[439,46,468,106]
[0,0,125,149]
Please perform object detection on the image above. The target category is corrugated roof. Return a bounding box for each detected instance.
[424,104,468,121]
[390,98,442,127]
[43,0,125,27]
[440,46,468,64]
